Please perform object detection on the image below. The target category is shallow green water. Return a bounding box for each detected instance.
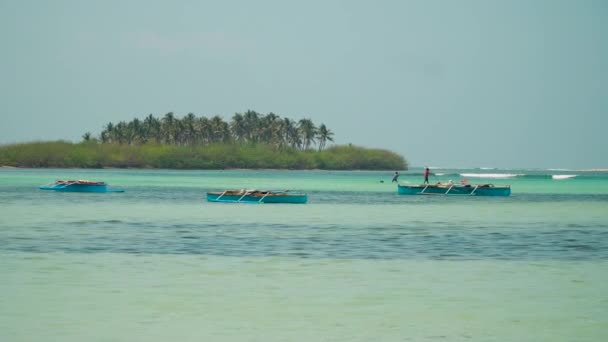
[1,168,607,341]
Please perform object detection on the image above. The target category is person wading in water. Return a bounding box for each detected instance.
[392,171,400,183]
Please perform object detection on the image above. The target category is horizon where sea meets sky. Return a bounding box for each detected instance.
[1,0,607,169]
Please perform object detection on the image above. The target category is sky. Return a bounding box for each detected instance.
[1,0,606,169]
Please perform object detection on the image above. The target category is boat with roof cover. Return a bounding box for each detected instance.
[39,180,124,193]
[206,189,307,203]
[398,182,510,196]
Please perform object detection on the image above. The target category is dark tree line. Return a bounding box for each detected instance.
[85,110,335,151]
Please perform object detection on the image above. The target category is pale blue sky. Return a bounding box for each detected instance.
[1,0,606,168]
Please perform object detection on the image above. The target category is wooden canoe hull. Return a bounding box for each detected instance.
[207,191,307,203]
[398,184,511,196]
[39,181,124,193]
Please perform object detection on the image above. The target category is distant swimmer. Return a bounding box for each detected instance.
[392,171,400,183]
[424,167,430,184]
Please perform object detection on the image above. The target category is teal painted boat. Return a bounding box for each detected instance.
[207,189,307,204]
[398,183,511,196]
[39,180,124,193]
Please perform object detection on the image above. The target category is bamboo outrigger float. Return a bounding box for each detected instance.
[206,189,308,203]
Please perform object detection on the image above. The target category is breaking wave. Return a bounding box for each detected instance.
[552,175,577,180]
[460,173,523,179]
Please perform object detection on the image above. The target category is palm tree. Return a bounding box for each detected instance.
[82,132,92,142]
[298,118,316,150]
[100,122,114,143]
[280,118,300,149]
[260,112,281,145]
[230,113,247,143]
[128,118,143,144]
[243,110,260,142]
[90,111,334,150]
[161,112,176,144]
[196,116,212,144]
[144,114,161,144]
[175,117,187,145]
[210,115,229,143]
[114,121,128,144]
[316,124,334,151]
[182,113,196,145]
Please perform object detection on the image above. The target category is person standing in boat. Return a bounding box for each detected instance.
[391,171,400,183]
[424,167,430,184]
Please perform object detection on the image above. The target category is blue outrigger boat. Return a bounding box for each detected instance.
[40,180,124,193]
[207,189,307,204]
[398,183,510,196]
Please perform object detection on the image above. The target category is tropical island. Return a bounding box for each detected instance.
[0,110,407,170]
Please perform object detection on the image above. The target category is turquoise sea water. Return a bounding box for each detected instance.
[1,168,607,341]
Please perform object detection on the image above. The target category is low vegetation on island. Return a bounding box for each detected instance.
[0,110,407,170]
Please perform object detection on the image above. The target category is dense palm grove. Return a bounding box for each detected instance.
[1,110,407,170]
[87,110,335,151]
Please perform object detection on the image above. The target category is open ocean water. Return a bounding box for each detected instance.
[1,167,607,341]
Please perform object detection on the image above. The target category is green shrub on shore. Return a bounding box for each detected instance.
[0,141,407,170]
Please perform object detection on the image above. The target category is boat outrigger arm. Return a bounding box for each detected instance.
[39,180,124,193]
[43,181,76,189]
[215,190,228,201]
[213,190,290,203]
[419,184,480,195]
[39,180,82,190]
[257,192,271,203]
[206,189,305,204]
[397,183,510,196]
[214,189,261,203]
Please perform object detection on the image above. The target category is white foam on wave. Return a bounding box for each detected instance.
[460,173,522,179]
[434,173,446,176]
[552,174,577,180]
